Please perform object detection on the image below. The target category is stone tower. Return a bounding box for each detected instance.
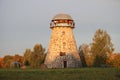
[44,13,81,68]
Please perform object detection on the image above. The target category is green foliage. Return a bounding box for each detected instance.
[79,45,87,67]
[90,29,114,67]
[93,55,107,67]
[0,68,120,80]
[24,60,30,66]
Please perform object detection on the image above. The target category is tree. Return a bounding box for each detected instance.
[3,55,13,68]
[79,44,94,67]
[112,53,120,68]
[0,58,4,68]
[90,29,114,67]
[24,60,30,66]
[30,44,46,68]
[13,54,23,63]
[107,53,120,68]
[24,49,31,66]
[79,44,87,67]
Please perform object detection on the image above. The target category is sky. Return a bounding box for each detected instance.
[0,0,120,57]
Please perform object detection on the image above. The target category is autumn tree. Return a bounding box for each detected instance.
[107,53,120,68]
[90,29,114,67]
[30,44,46,68]
[79,44,94,67]
[112,53,120,68]
[13,54,23,62]
[24,49,31,66]
[0,58,4,68]
[3,55,13,68]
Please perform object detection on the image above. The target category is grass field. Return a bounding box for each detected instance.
[0,68,120,80]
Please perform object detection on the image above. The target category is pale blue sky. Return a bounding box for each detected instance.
[0,0,120,57]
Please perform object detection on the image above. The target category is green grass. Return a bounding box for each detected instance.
[0,68,120,80]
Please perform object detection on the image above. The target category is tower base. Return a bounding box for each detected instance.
[45,54,81,68]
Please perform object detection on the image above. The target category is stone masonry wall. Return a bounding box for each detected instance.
[44,27,81,68]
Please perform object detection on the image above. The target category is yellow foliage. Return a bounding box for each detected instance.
[107,53,120,68]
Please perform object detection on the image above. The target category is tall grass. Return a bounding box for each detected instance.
[0,68,120,80]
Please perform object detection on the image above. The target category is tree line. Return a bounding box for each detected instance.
[0,28,120,68]
[79,29,120,68]
[0,44,46,68]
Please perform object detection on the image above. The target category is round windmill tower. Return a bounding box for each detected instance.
[44,13,81,68]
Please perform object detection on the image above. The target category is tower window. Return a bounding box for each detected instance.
[60,52,66,56]
[62,31,65,35]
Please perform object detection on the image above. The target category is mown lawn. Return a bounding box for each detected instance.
[0,68,120,80]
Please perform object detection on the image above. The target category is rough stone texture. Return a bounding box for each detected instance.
[44,26,81,68]
[47,54,81,68]
[44,13,81,68]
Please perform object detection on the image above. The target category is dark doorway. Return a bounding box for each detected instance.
[63,61,67,68]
